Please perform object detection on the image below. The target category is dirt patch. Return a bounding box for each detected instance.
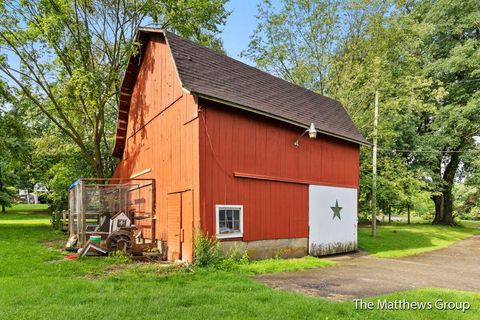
[256,236,480,301]
[83,261,180,280]
[40,239,65,250]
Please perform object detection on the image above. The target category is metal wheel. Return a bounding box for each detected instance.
[106,230,134,253]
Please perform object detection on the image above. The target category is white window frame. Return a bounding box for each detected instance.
[216,204,243,239]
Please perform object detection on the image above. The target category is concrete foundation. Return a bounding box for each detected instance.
[220,237,308,260]
[309,240,357,256]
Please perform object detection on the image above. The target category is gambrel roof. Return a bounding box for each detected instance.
[113,28,368,157]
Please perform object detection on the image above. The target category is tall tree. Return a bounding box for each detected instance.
[242,0,341,94]
[0,0,229,178]
[0,101,30,212]
[411,0,480,224]
[245,0,432,217]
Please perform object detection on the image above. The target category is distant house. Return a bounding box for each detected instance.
[18,183,49,204]
[112,29,368,262]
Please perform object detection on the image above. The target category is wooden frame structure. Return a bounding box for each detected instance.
[68,178,156,248]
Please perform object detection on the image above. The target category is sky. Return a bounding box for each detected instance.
[221,0,270,65]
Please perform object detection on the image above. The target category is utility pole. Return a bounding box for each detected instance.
[371,90,379,237]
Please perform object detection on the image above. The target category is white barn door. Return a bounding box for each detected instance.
[308,185,358,256]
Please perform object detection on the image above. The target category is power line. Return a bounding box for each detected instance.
[377,147,479,154]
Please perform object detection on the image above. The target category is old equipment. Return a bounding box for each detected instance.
[66,178,158,257]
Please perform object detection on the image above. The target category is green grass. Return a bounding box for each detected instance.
[5,203,49,213]
[239,256,335,275]
[0,210,479,319]
[460,220,480,229]
[358,223,480,258]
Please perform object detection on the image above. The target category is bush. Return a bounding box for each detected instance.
[194,231,222,268]
[358,213,371,224]
[193,231,249,270]
[216,246,249,271]
[106,250,132,264]
[421,212,434,221]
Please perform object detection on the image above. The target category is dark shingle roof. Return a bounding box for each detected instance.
[113,29,368,157]
[165,30,367,145]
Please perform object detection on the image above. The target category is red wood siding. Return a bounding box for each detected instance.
[113,35,200,260]
[199,100,360,241]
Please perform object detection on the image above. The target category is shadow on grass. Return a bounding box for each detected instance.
[359,229,434,255]
[358,224,479,257]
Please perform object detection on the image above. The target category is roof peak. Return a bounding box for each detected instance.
[113,28,368,157]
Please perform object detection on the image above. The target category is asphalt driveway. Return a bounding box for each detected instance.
[256,235,480,301]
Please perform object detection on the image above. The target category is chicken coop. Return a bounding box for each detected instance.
[67,178,156,255]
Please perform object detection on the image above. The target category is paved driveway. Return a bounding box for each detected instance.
[256,236,480,301]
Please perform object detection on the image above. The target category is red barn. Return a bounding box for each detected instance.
[113,28,368,262]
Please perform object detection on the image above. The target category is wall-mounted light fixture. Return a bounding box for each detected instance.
[293,123,317,147]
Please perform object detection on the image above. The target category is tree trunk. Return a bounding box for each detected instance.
[432,153,460,225]
[0,178,4,213]
[432,191,454,225]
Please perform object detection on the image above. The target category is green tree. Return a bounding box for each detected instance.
[245,0,430,217]
[242,0,342,94]
[0,0,229,178]
[0,102,30,211]
[411,0,480,224]
[328,1,435,218]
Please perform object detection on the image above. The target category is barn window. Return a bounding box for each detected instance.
[216,205,243,239]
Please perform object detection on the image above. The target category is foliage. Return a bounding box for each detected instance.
[245,0,480,225]
[358,223,480,258]
[193,231,249,270]
[50,210,63,231]
[2,207,480,319]
[193,232,332,273]
[0,102,31,211]
[193,231,222,268]
[454,184,480,220]
[0,0,229,179]
[409,0,480,224]
[242,0,342,94]
[215,245,249,271]
[105,250,132,264]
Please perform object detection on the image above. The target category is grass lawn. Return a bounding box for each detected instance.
[1,206,479,319]
[358,223,480,258]
[5,203,49,212]
[460,220,480,229]
[240,256,335,275]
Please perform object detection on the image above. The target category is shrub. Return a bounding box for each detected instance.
[106,250,132,264]
[194,231,221,268]
[421,212,434,221]
[51,211,63,231]
[216,245,249,271]
[193,231,249,270]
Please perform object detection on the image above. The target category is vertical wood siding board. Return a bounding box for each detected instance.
[181,190,194,262]
[273,183,281,239]
[166,42,171,106]
[262,181,268,239]
[198,105,207,235]
[207,107,215,236]
[206,116,213,237]
[160,39,165,109]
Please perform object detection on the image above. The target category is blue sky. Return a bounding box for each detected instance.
[5,1,269,80]
[221,0,271,65]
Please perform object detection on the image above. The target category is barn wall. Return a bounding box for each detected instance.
[199,99,360,243]
[113,35,200,261]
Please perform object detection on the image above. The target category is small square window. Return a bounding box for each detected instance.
[216,205,243,239]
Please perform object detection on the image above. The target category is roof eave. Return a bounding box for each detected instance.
[193,92,371,147]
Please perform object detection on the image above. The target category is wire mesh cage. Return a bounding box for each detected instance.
[68,178,156,248]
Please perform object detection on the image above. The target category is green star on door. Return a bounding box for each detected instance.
[331,200,342,220]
